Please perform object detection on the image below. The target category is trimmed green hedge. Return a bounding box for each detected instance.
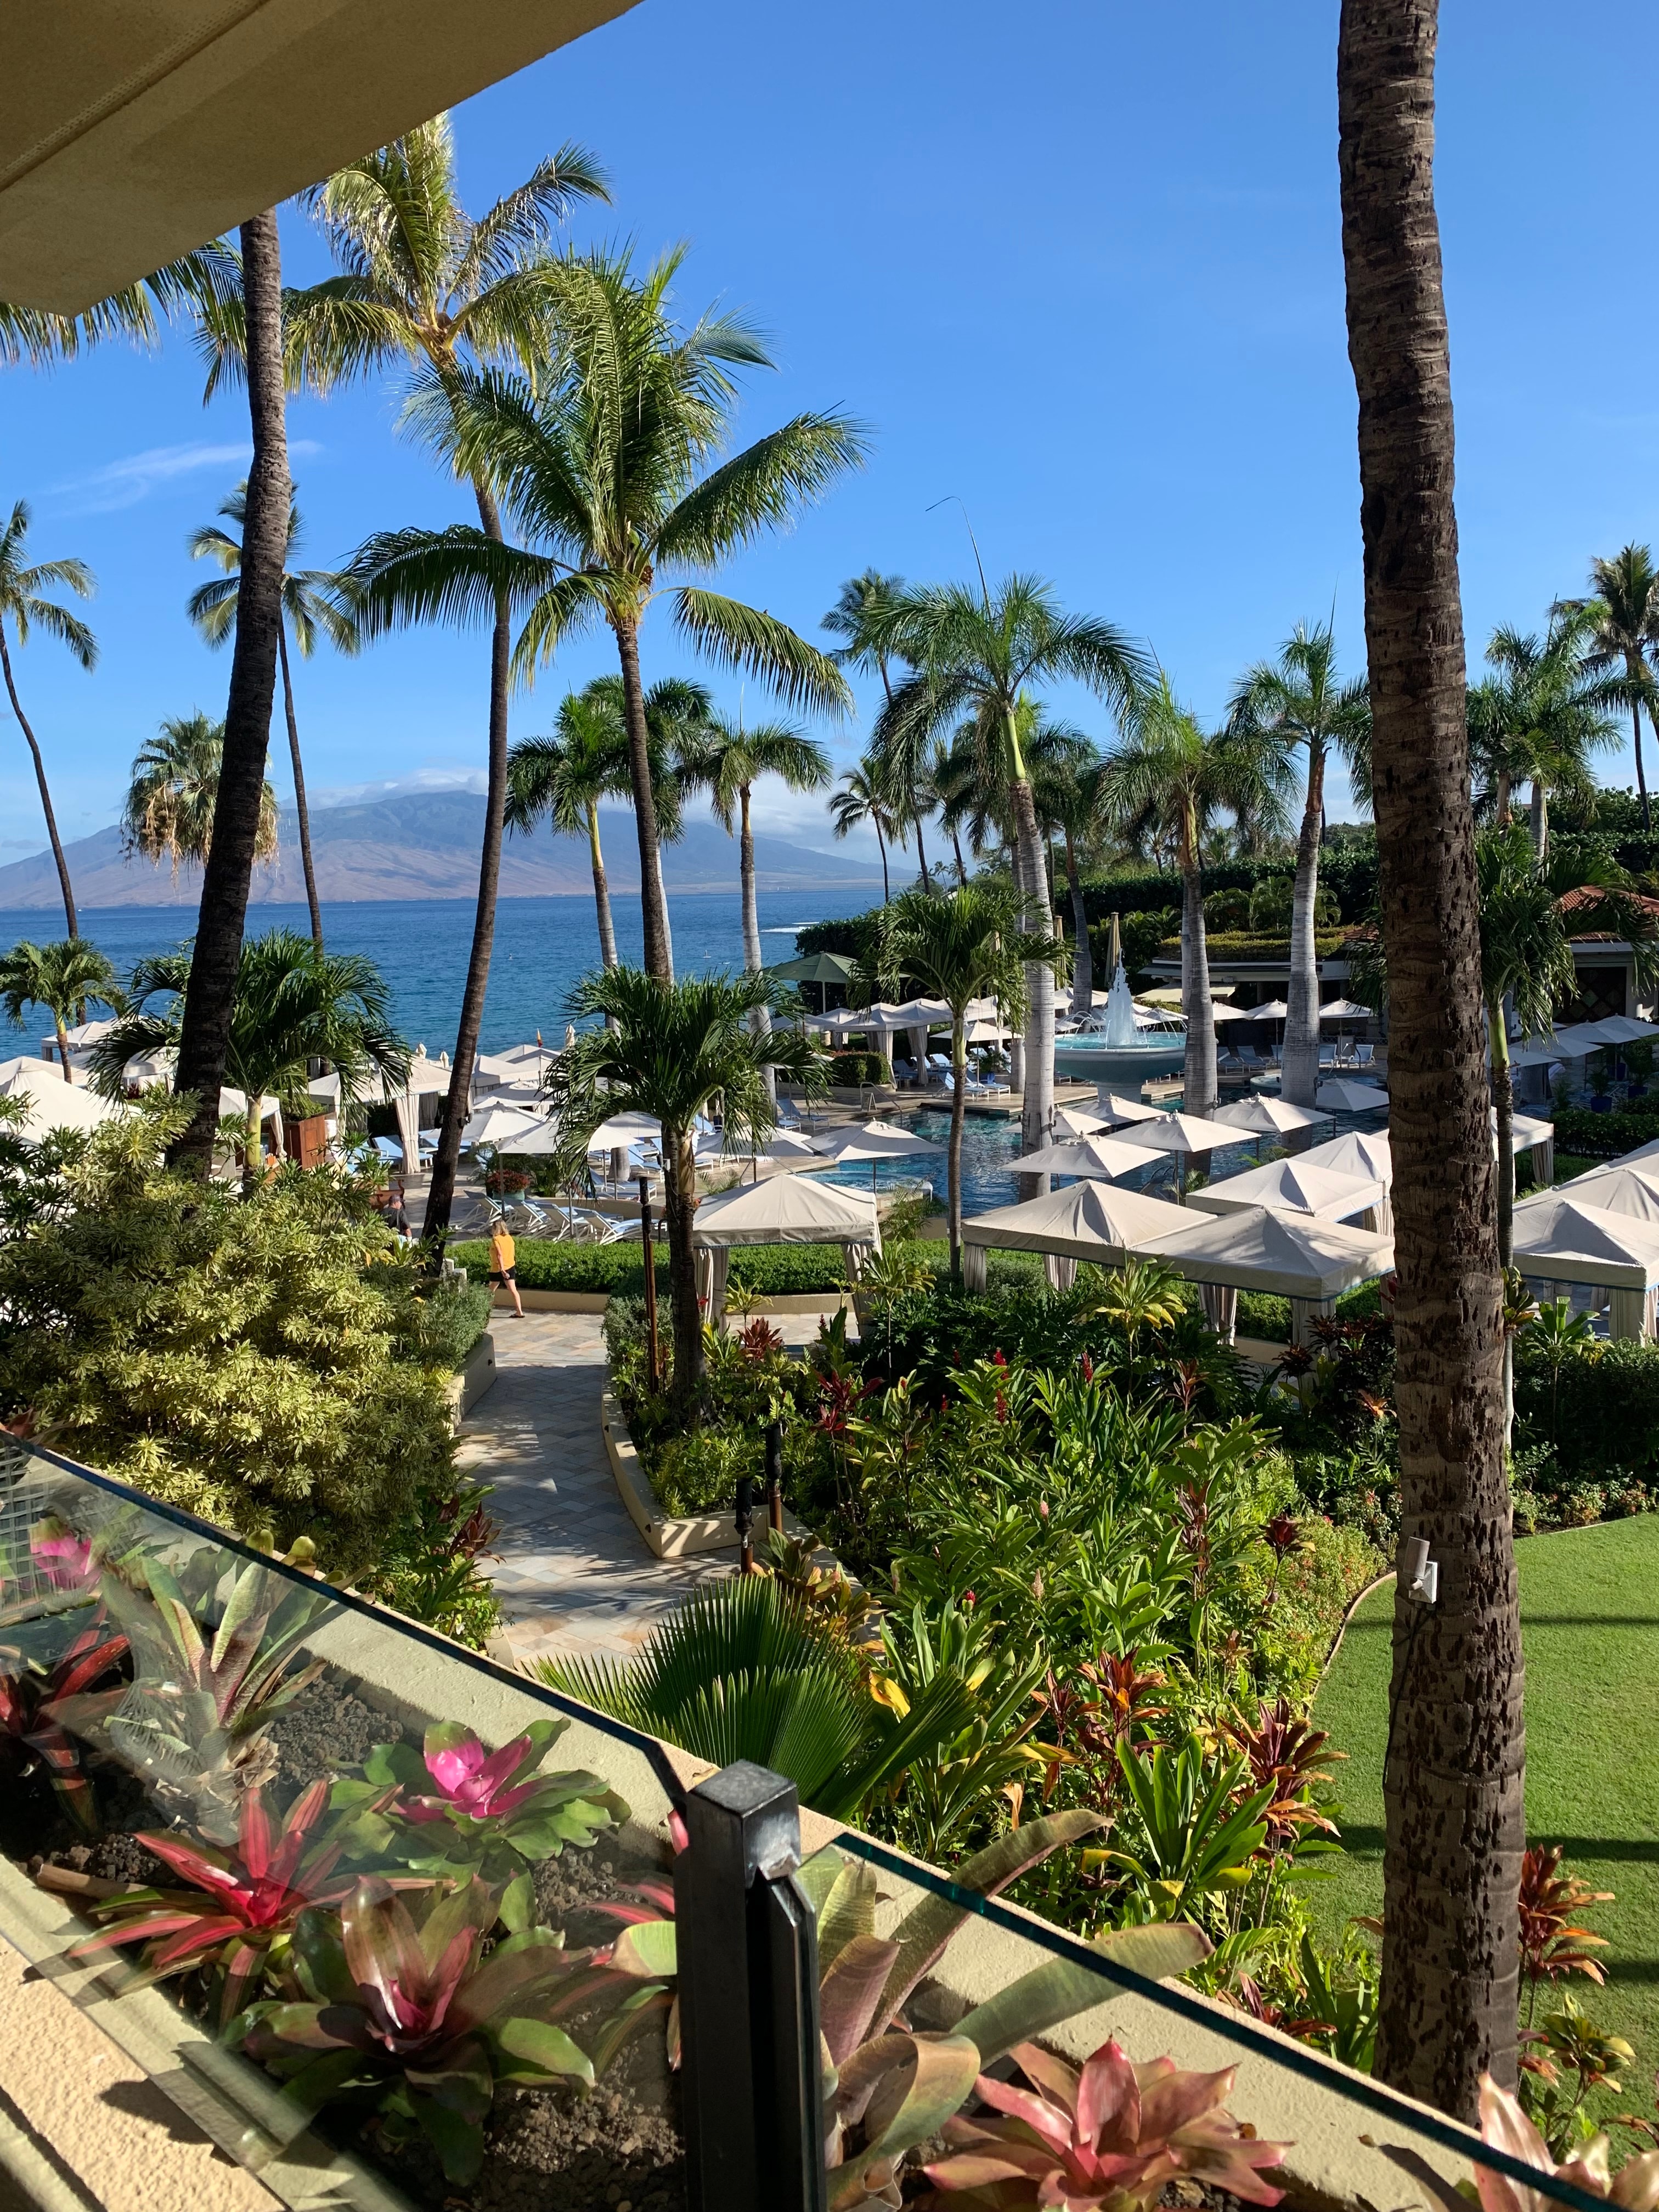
[828,1051,893,1085]
[1156,930,1351,962]
[1515,1339,1659,1481]
[452,1236,1046,1300]
[1554,1104,1659,1159]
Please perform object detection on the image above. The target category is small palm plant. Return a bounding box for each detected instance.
[544,967,825,1399]
[121,712,278,879]
[0,936,124,1083]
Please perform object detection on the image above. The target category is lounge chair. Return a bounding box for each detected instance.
[373,1135,404,1165]
[1234,1045,1264,1072]
[1356,1042,1376,1069]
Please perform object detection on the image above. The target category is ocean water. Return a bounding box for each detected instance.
[0,890,876,1057]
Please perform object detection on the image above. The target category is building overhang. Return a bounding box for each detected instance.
[0,0,639,312]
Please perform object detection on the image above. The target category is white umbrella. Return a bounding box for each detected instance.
[763,1130,822,1160]
[1008,1133,1153,1180]
[588,1111,665,1149]
[1299,1129,1393,1183]
[811,1116,940,1198]
[460,1102,548,1149]
[1314,1077,1390,1114]
[500,1116,566,1157]
[1212,1096,1328,1136]
[1094,1091,1167,1126]
[1052,1105,1110,1138]
[1318,998,1374,1020]
[1248,999,1289,1022]
[1210,1002,1259,1024]
[1114,1109,1254,1200]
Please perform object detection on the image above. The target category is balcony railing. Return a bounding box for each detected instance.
[0,1438,1608,2212]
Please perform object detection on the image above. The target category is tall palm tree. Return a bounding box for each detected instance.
[0,938,123,1083]
[545,968,823,1403]
[828,756,902,902]
[683,713,831,1090]
[873,577,1147,1194]
[1101,678,1287,1120]
[0,502,96,938]
[1227,624,1370,1107]
[868,885,1047,1280]
[1042,749,1106,1018]
[1561,545,1659,834]
[122,713,278,878]
[505,674,708,970]
[1338,0,1522,2115]
[825,569,935,884]
[93,929,408,1180]
[1468,612,1614,855]
[343,245,861,998]
[187,484,358,949]
[280,116,610,1243]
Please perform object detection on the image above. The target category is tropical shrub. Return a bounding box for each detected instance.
[0,1105,456,1574]
[1514,1335,1659,1486]
[408,1279,493,1372]
[1554,1103,1659,1157]
[827,1049,893,1085]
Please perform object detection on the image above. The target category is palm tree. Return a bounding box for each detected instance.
[873,577,1147,1194]
[683,713,830,1088]
[1560,548,1659,834]
[825,569,935,884]
[505,674,708,972]
[545,968,824,1402]
[1338,0,1522,2114]
[0,501,96,938]
[828,755,902,902]
[868,885,1047,1280]
[280,117,610,1243]
[93,929,408,1179]
[343,245,861,996]
[122,713,278,879]
[2,250,237,369]
[1467,612,1613,856]
[0,938,123,1083]
[1043,751,1105,1018]
[187,485,358,949]
[1227,624,1370,1107]
[1100,676,1287,1119]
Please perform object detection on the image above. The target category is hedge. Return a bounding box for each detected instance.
[451,1237,1048,1300]
[1156,930,1352,963]
[1553,1104,1659,1159]
[1515,1339,1659,1481]
[828,1051,893,1085]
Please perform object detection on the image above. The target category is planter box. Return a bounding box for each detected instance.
[600,1388,817,1559]
[444,1329,496,1424]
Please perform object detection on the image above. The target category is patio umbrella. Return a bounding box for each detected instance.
[1249,1000,1290,1020]
[1113,1109,1253,1201]
[1052,1105,1111,1138]
[460,1102,549,1150]
[766,950,856,985]
[1318,998,1374,1020]
[1212,1096,1328,1136]
[1094,1092,1167,1126]
[1313,1077,1389,1114]
[1008,1133,1153,1180]
[811,1117,941,1198]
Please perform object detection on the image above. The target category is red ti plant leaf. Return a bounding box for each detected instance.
[2,1616,129,1832]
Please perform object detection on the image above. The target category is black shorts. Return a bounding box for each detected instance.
[489,1268,517,1285]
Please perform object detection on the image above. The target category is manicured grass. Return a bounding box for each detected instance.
[1310,1515,1659,2080]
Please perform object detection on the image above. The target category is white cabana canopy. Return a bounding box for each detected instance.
[1522,1163,1659,1227]
[1299,1129,1393,1183]
[1314,1077,1389,1113]
[1212,1096,1329,1137]
[960,1180,1193,1293]
[691,1172,881,1320]
[1008,1133,1153,1180]
[1511,1194,1659,1340]
[1188,1158,1388,1224]
[0,1055,125,1136]
[1142,1205,1395,1344]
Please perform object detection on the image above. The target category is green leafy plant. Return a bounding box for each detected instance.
[1474,2063,1658,2208]
[1088,1734,1274,1921]
[923,2034,1288,2208]
[0,1612,129,1830]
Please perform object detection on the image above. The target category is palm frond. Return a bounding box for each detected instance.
[671,590,852,716]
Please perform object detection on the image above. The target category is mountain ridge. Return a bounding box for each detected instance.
[0,790,883,910]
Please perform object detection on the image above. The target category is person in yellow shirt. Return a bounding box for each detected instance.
[488,1220,523,1317]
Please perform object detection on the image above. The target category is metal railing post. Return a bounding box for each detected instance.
[679,1759,825,2212]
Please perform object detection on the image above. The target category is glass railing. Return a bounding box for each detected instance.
[0,1438,1618,2212]
[0,1437,685,2212]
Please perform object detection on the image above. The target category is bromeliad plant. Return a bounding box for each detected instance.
[234,1872,607,2185]
[923,2034,1289,2209]
[338,1718,627,1881]
[54,1777,387,2024]
[0,1613,129,1831]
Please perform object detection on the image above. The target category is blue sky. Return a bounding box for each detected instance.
[3,0,1657,865]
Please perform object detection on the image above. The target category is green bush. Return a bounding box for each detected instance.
[1554,1103,1659,1158]
[410,1280,494,1371]
[653,1427,751,1515]
[453,1237,856,1297]
[827,1050,893,1086]
[0,1105,455,1577]
[1515,1338,1659,1481]
[1158,929,1351,962]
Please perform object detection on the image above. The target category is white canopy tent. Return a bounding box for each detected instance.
[0,1054,126,1137]
[1141,1206,1395,1346]
[960,1180,1193,1293]
[1521,1162,1659,1228]
[1008,1133,1154,1181]
[1298,1129,1393,1184]
[1509,1194,1659,1340]
[690,1173,881,1321]
[1188,1158,1389,1230]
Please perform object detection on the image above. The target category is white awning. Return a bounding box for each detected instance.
[1188,1159,1387,1223]
[962,1179,1193,1261]
[691,1173,880,1249]
[1141,1206,1395,1299]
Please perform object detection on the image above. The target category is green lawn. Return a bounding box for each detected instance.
[1310,1515,1659,2080]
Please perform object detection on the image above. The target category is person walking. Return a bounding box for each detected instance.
[488,1215,523,1317]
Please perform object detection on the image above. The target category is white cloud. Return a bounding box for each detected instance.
[309,766,487,807]
[51,439,321,515]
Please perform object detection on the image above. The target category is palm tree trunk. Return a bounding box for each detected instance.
[913,806,932,888]
[0,633,77,939]
[1529,778,1547,857]
[1633,692,1651,833]
[1009,755,1055,1200]
[54,1016,72,1082]
[1339,0,1523,2116]
[245,1098,263,1182]
[423,479,511,1246]
[613,614,674,982]
[276,622,324,953]
[663,1127,702,1404]
[1493,765,1511,827]
[948,1009,967,1282]
[876,820,890,904]
[586,800,618,968]
[1064,825,1092,1018]
[739,785,774,1103]
[951,825,968,886]
[1282,737,1327,1107]
[1180,820,1218,1120]
[171,211,291,1175]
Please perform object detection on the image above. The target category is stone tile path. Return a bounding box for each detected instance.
[455,1312,729,1671]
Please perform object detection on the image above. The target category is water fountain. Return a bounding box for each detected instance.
[1052,914,1188,1084]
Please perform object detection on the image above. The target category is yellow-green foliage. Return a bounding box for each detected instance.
[0,1102,454,1575]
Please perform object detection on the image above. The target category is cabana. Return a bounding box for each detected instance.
[1187,1158,1389,1232]
[960,1180,1193,1293]
[1141,1206,1395,1346]
[1521,1162,1659,1227]
[1313,1077,1389,1113]
[0,1055,125,1138]
[1299,1129,1392,1182]
[1509,1194,1659,1340]
[690,1173,880,1321]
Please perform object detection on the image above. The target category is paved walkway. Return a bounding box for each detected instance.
[455,1312,729,1669]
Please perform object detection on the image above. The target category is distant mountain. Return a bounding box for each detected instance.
[0,791,884,909]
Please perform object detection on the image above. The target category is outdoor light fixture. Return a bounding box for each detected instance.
[1400,1536,1440,1607]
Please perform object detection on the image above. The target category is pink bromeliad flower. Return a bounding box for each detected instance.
[400,1723,548,1825]
[31,1522,97,1594]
